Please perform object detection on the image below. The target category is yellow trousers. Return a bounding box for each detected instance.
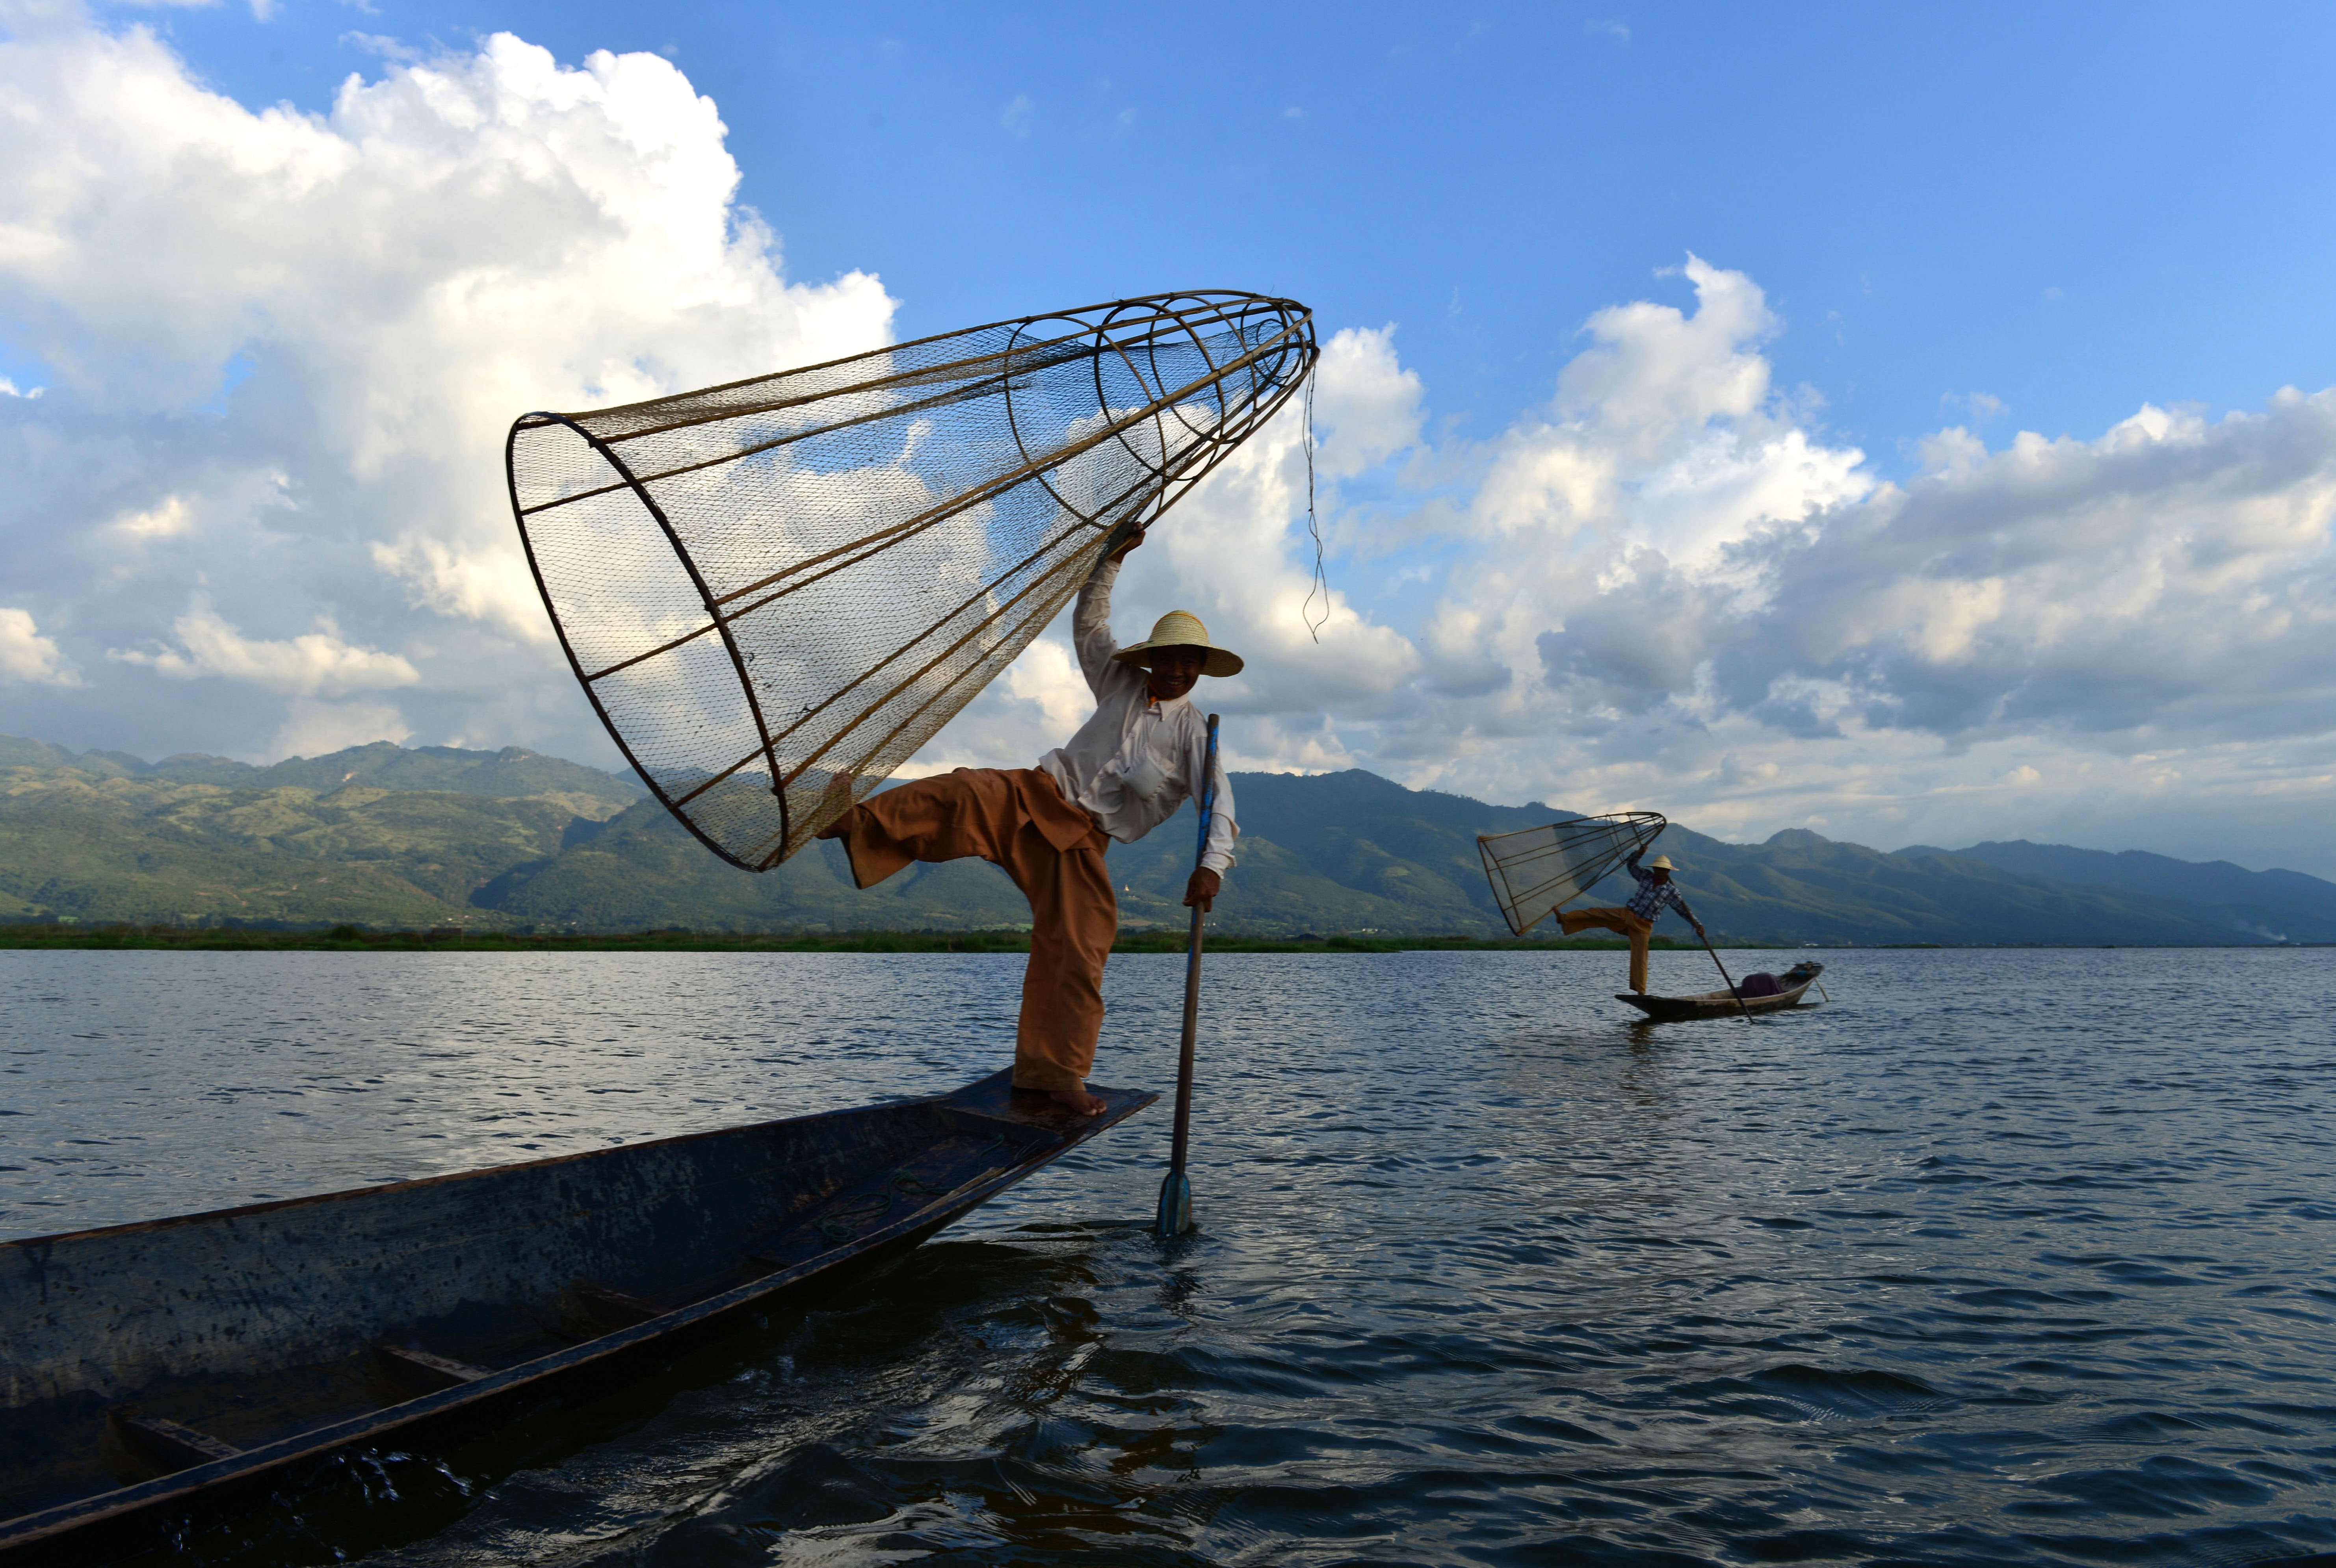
[1560,907,1655,992]
[835,768,1115,1092]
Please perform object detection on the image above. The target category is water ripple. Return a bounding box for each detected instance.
[2,947,2333,1564]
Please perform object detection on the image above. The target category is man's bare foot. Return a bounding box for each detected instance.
[814,811,853,841]
[1048,1087,1107,1117]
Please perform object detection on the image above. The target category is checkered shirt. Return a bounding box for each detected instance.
[1626,861,1689,922]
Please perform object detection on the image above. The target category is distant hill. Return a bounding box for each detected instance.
[0,770,572,928]
[1898,839,2336,944]
[1667,826,2244,946]
[1183,772,2256,946]
[0,738,641,928]
[0,735,641,818]
[0,735,2320,944]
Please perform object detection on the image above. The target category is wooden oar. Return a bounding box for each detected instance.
[1155,713,1219,1239]
[1691,918,1755,1023]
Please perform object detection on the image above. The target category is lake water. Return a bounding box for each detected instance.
[4,947,2334,1565]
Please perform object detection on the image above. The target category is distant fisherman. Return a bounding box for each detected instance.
[817,529,1238,1116]
[1560,852,1706,995]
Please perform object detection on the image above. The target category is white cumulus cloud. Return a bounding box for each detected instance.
[1334,263,2336,869]
[0,608,79,687]
[943,256,2336,872]
[270,698,414,759]
[1311,325,1424,478]
[109,594,421,696]
[0,13,893,757]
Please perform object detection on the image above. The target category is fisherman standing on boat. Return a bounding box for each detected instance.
[818,530,1238,1117]
[1558,852,1706,995]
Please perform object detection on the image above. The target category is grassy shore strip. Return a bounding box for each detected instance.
[0,924,1759,955]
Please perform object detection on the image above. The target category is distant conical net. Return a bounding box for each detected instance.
[506,292,1316,872]
[1478,812,1668,935]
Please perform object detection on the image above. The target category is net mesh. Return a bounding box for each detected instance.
[1478,812,1669,936]
[505,291,1316,871]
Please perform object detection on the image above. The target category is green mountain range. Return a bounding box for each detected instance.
[0,734,2319,945]
[1896,838,2336,944]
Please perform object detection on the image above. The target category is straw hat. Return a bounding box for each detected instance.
[1110,609,1245,678]
[1647,854,1675,871]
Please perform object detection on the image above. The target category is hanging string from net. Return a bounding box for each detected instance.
[505,291,1318,872]
[1300,374,1330,642]
[1478,812,1669,937]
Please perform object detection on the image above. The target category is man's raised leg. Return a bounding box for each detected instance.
[816,769,1014,889]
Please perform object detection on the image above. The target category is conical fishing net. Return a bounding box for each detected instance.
[505,291,1316,871]
[1479,812,1668,936]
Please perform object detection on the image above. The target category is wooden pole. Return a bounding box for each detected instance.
[1693,921,1756,1023]
[1156,713,1219,1239]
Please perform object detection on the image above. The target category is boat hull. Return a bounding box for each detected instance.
[0,1071,1152,1563]
[1617,962,1825,1022]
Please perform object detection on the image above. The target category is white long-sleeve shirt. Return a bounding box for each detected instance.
[1036,559,1238,875]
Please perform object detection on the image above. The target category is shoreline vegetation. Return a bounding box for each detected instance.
[0,925,2301,954]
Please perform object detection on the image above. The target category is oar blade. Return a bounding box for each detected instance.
[1155,1170,1193,1238]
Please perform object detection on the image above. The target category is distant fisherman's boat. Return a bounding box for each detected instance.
[1618,961,1827,1022]
[0,1074,1151,1564]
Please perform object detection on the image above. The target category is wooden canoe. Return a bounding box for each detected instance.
[1617,961,1825,1022]
[0,1071,1152,1564]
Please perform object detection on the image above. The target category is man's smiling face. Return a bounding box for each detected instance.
[1145,646,1207,702]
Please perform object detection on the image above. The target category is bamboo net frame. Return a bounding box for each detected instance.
[505,291,1317,871]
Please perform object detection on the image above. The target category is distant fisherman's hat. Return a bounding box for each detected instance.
[1648,854,1675,870]
[1111,610,1244,678]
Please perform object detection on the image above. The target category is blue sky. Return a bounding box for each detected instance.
[4,1,2335,870]
[118,1,2336,452]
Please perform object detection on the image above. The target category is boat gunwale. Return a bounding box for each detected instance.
[2,1082,952,1255]
[0,1078,1153,1557]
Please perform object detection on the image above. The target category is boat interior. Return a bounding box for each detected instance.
[0,1073,1139,1531]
